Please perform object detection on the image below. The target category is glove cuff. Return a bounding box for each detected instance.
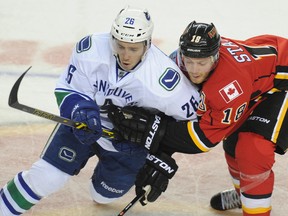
[71,100,99,118]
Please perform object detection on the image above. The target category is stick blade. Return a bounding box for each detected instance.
[8,66,32,107]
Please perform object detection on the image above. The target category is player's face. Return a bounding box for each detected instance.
[182,55,214,84]
[115,40,146,71]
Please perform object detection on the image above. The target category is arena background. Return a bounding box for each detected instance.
[1,0,288,215]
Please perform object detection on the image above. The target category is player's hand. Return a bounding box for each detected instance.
[108,105,168,153]
[72,100,102,145]
[135,152,178,205]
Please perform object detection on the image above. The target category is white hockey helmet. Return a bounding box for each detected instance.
[111,6,154,45]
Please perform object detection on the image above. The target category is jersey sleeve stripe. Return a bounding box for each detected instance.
[275,73,288,79]
[271,93,288,143]
[187,121,210,152]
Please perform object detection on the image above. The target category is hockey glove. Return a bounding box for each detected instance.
[71,100,102,145]
[108,105,168,154]
[135,152,178,205]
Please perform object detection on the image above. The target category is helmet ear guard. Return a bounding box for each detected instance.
[179,21,221,59]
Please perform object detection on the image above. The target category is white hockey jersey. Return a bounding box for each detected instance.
[55,33,200,150]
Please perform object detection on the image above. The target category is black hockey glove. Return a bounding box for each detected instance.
[135,152,178,205]
[108,105,168,154]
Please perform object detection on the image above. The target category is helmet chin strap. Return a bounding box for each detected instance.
[114,54,121,67]
[140,44,149,61]
[204,56,219,82]
[211,52,219,63]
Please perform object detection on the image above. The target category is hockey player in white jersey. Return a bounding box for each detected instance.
[0,6,200,215]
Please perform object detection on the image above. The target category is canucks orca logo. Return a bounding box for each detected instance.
[159,68,180,91]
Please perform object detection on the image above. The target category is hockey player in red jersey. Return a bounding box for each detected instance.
[108,21,288,215]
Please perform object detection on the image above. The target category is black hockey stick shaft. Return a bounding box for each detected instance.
[8,66,114,139]
[117,190,145,216]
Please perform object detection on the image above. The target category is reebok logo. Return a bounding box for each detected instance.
[100,181,124,194]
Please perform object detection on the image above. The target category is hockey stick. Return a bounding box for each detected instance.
[8,66,115,139]
[117,190,146,216]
